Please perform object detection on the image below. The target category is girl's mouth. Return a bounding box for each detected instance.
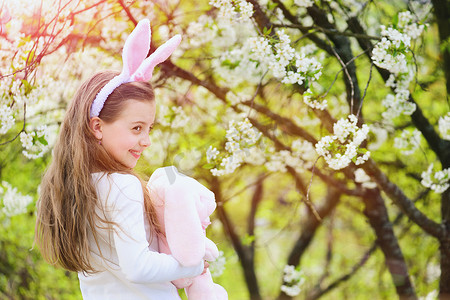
[129,150,141,159]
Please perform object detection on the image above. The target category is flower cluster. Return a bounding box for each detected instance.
[393,129,421,155]
[215,44,264,87]
[207,118,263,176]
[368,125,389,151]
[372,10,424,74]
[209,250,226,277]
[397,11,425,39]
[294,0,314,7]
[209,0,254,22]
[421,290,438,300]
[438,112,450,140]
[19,125,50,159]
[186,15,218,47]
[266,150,301,173]
[247,29,322,86]
[421,163,450,194]
[280,265,305,297]
[0,104,15,135]
[303,88,327,110]
[381,85,416,120]
[354,168,377,189]
[372,33,409,75]
[266,139,317,173]
[372,11,425,120]
[0,181,33,217]
[158,105,190,129]
[315,114,370,170]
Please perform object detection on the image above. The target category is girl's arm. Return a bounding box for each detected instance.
[107,173,204,284]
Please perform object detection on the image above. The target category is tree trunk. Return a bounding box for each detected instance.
[430,0,450,97]
[277,187,341,300]
[210,177,262,300]
[362,189,417,299]
[440,188,450,299]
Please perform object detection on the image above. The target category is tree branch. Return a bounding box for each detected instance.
[362,158,445,239]
[247,175,264,252]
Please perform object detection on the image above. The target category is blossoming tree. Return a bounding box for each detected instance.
[0,0,449,299]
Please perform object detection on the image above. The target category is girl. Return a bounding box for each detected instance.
[35,20,207,300]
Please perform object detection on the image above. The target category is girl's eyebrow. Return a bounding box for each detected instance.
[132,121,155,126]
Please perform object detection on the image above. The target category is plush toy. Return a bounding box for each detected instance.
[147,166,228,300]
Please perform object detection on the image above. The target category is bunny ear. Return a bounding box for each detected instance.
[131,34,181,81]
[122,19,151,77]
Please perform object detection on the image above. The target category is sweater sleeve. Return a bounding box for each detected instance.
[107,174,204,284]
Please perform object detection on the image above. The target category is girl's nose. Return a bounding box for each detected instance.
[141,134,150,147]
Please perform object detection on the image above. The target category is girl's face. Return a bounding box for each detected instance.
[93,99,156,169]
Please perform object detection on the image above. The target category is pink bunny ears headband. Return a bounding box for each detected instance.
[90,19,181,118]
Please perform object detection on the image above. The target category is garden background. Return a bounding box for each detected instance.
[0,0,449,299]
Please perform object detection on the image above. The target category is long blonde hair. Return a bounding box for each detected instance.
[35,70,161,273]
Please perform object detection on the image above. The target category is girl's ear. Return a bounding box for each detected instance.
[89,117,103,140]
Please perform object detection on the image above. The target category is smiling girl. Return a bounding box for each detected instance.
[34,20,207,299]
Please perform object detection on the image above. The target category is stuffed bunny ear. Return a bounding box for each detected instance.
[122,19,151,78]
[131,34,181,81]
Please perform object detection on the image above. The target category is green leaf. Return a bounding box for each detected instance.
[37,136,48,146]
[241,234,255,246]
[202,163,215,169]
[221,59,240,70]
[392,14,399,28]
[21,79,33,95]
[267,2,278,10]
[263,26,272,36]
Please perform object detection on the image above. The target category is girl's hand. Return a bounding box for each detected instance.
[201,261,209,275]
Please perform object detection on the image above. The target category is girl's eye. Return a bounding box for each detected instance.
[134,126,142,132]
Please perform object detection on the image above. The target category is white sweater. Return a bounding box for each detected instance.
[78,172,203,300]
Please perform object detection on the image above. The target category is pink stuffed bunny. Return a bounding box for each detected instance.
[147,166,228,300]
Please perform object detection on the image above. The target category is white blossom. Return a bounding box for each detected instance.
[372,11,425,120]
[393,129,421,155]
[354,168,377,189]
[158,105,190,128]
[303,89,327,110]
[209,0,254,22]
[421,163,450,193]
[266,151,289,173]
[291,139,317,168]
[0,104,15,134]
[372,37,409,75]
[368,125,389,150]
[294,0,314,7]
[1,181,33,217]
[171,106,190,128]
[380,26,411,48]
[355,151,371,165]
[420,290,438,300]
[281,284,302,297]
[208,118,262,176]
[186,15,218,47]
[438,112,450,140]
[20,125,50,159]
[315,115,370,170]
[281,265,305,297]
[246,30,322,86]
[207,146,220,163]
[209,250,226,277]
[397,11,425,39]
[242,147,266,166]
